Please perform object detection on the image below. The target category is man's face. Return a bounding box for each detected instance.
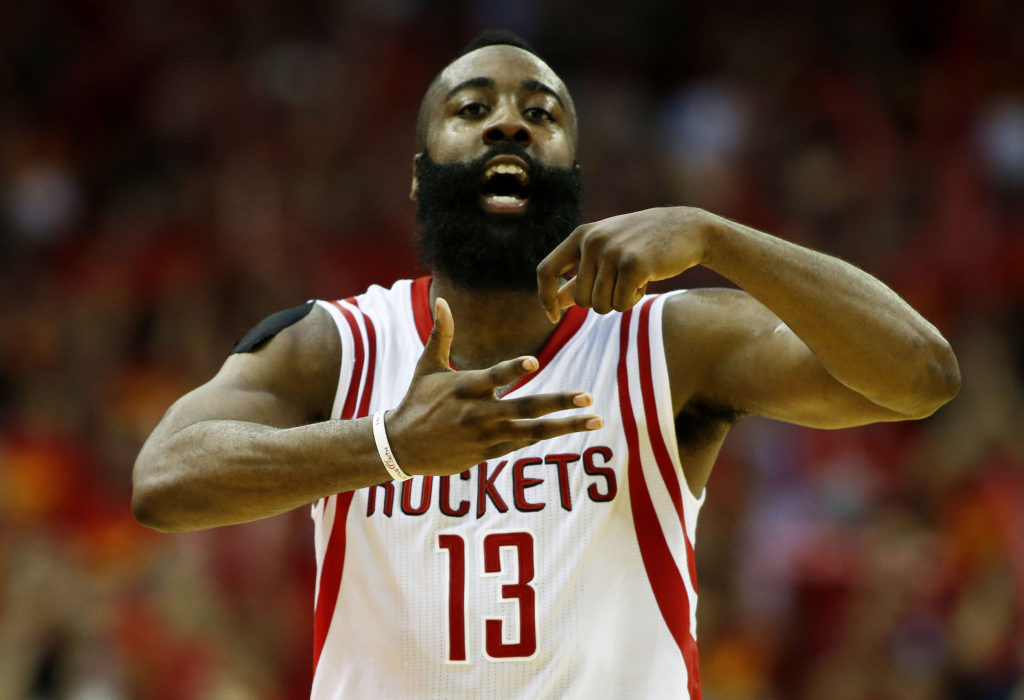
[413,46,581,292]
[420,45,577,173]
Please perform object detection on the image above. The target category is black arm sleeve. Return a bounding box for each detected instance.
[229,301,316,355]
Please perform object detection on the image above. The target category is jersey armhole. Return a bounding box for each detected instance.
[649,291,707,522]
[314,300,356,420]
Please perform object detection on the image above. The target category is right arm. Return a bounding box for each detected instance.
[132,299,601,532]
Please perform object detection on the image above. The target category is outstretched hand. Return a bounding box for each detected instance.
[536,206,712,322]
[385,298,603,477]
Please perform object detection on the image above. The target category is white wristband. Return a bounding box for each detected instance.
[372,410,412,482]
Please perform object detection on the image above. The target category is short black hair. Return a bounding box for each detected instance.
[415,30,543,152]
[457,30,538,58]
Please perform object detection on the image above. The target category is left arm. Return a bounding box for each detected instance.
[536,206,961,425]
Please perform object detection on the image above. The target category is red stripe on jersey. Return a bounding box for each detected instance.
[331,301,365,420]
[635,298,699,593]
[410,276,457,370]
[636,298,685,524]
[411,276,434,345]
[503,304,588,394]
[313,491,354,673]
[618,308,702,699]
[315,300,377,676]
[347,299,378,420]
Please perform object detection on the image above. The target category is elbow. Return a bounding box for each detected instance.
[132,451,168,531]
[924,339,961,411]
[131,486,170,532]
[131,460,194,533]
[131,483,182,533]
[130,491,158,530]
[904,340,962,419]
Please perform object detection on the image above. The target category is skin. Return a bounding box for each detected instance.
[132,45,960,532]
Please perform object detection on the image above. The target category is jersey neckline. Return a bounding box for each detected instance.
[410,275,588,394]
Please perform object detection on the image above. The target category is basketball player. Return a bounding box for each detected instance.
[132,32,960,699]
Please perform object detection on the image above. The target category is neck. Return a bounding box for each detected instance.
[429,274,564,370]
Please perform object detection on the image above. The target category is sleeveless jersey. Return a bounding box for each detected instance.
[310,277,705,699]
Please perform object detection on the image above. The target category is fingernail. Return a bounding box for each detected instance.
[573,392,592,407]
[522,357,539,371]
[585,417,603,430]
[546,309,559,324]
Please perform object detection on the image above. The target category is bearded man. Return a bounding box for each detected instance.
[132,31,960,699]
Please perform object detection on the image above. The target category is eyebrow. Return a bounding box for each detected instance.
[521,79,565,109]
[445,76,565,109]
[445,77,495,101]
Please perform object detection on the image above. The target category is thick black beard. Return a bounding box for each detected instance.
[416,145,582,292]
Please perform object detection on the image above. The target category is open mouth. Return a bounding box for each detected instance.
[480,157,531,213]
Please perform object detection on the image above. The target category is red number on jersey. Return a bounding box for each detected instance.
[437,531,537,661]
[437,534,467,662]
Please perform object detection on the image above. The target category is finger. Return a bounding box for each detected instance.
[500,390,594,419]
[553,278,576,314]
[613,274,647,311]
[457,355,539,396]
[537,227,584,321]
[499,414,605,447]
[416,297,454,374]
[589,255,618,314]
[571,235,600,309]
[483,412,604,459]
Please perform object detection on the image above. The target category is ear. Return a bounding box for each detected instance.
[410,153,421,201]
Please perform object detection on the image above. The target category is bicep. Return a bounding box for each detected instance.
[665,290,910,429]
[148,304,341,440]
[153,361,310,440]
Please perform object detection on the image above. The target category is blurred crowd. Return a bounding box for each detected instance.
[1,0,1022,698]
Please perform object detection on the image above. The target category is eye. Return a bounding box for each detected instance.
[524,106,557,122]
[457,102,489,118]
[524,106,554,122]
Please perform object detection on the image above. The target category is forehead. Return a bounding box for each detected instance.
[436,45,570,105]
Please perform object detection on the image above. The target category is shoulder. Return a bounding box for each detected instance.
[239,301,340,365]
[663,287,779,358]
[661,287,776,412]
[217,302,342,422]
[663,287,766,331]
[230,302,317,355]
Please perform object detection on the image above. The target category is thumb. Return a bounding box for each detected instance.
[553,278,577,314]
[415,297,454,374]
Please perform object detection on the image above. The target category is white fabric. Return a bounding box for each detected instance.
[310,280,703,699]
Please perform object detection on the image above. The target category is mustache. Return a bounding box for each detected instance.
[417,143,579,181]
[465,142,537,172]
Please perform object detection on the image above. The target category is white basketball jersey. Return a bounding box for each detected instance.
[310,277,705,699]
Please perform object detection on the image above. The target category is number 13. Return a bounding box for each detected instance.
[436,531,537,662]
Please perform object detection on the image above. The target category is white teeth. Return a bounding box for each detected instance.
[484,163,529,184]
[488,194,523,204]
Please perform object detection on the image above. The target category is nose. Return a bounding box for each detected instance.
[483,105,532,146]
